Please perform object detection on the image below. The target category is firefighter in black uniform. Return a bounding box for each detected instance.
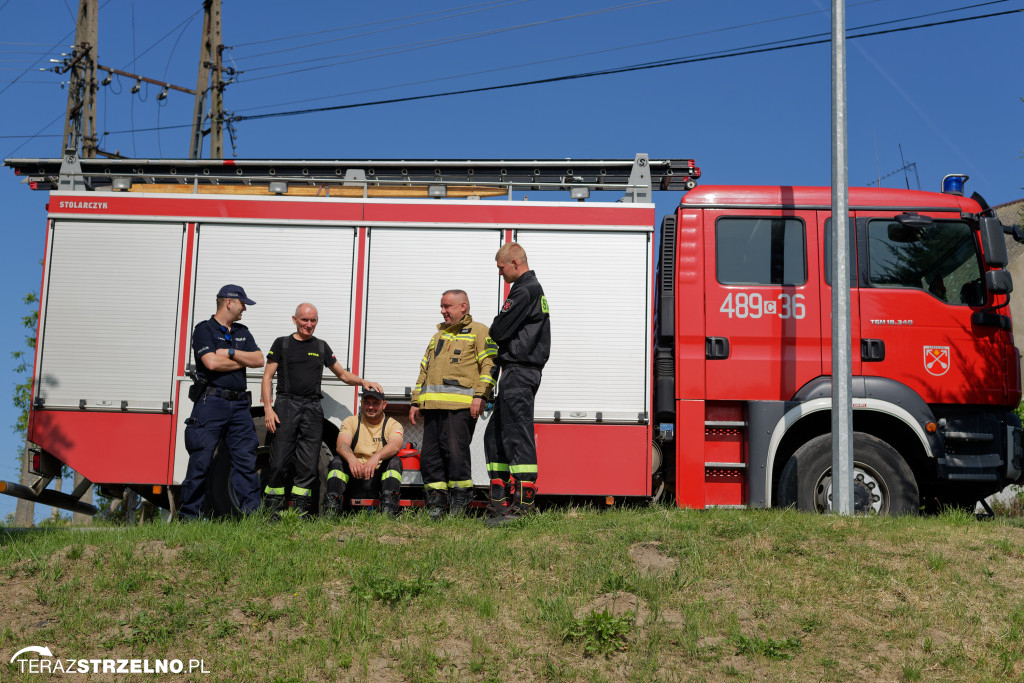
[261,302,382,518]
[179,285,265,521]
[485,243,551,524]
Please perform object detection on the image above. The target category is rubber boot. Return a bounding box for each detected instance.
[487,478,510,519]
[449,487,473,517]
[380,490,401,517]
[264,494,286,522]
[292,495,313,520]
[323,492,343,517]
[487,481,536,526]
[426,488,448,521]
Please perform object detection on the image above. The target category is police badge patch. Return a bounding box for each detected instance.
[501,298,514,312]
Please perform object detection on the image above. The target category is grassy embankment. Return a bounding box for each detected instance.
[2,506,1024,682]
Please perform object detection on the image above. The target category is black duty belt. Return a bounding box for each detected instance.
[205,387,252,402]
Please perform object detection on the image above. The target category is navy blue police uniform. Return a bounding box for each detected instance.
[179,315,262,519]
[484,269,551,519]
[262,335,337,515]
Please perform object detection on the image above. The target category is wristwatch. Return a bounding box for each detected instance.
[228,348,235,359]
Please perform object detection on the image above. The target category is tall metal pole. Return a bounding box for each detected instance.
[209,0,224,158]
[831,0,854,514]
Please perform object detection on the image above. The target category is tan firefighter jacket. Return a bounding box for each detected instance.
[412,314,497,410]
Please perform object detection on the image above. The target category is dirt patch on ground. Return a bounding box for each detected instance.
[628,541,678,577]
[133,540,180,562]
[48,544,99,566]
[577,591,650,627]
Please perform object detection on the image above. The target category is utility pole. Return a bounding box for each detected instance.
[61,0,98,159]
[190,0,224,158]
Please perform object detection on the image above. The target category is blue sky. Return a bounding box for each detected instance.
[0,0,1021,521]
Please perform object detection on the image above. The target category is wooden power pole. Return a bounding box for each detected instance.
[190,0,224,158]
[61,0,98,158]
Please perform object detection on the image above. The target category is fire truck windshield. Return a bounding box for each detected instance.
[867,220,984,306]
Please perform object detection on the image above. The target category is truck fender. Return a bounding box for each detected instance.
[757,378,940,507]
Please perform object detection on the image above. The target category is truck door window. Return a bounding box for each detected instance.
[715,217,806,285]
[866,219,983,305]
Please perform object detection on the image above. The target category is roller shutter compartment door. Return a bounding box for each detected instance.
[193,225,356,372]
[515,230,651,421]
[362,228,502,395]
[38,221,184,410]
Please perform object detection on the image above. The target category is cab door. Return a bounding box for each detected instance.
[856,212,1005,405]
[703,209,823,401]
[818,213,862,377]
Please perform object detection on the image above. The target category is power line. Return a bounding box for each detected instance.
[3,5,1017,144]
[231,0,528,49]
[239,0,672,82]
[231,7,1022,124]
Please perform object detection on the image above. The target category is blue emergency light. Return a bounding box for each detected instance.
[941,174,969,196]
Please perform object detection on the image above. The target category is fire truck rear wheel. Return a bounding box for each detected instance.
[778,432,919,515]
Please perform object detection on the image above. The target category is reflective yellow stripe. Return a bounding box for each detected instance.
[425,481,447,490]
[476,349,497,361]
[382,470,403,482]
[291,486,312,497]
[449,480,473,489]
[264,486,285,496]
[454,334,476,341]
[328,470,349,483]
[418,392,474,404]
[479,375,496,386]
[486,463,509,473]
[420,356,428,368]
[441,333,455,341]
[510,464,538,475]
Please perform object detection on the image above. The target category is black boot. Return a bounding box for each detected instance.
[292,495,313,520]
[380,489,401,517]
[449,487,473,517]
[487,479,510,519]
[264,494,286,521]
[487,481,536,526]
[323,492,343,517]
[425,489,448,521]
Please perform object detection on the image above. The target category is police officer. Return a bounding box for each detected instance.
[409,290,497,519]
[261,303,382,518]
[179,285,265,521]
[485,243,551,524]
[325,389,405,516]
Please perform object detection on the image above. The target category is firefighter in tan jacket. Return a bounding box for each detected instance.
[409,289,497,518]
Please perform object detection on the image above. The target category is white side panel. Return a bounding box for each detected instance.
[516,230,651,421]
[38,221,183,409]
[192,225,356,375]
[362,228,503,394]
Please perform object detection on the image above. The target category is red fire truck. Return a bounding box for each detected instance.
[2,153,1020,517]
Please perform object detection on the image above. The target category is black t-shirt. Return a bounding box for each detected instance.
[267,335,337,397]
[192,317,260,390]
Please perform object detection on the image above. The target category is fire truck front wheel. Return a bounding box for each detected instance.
[777,432,919,515]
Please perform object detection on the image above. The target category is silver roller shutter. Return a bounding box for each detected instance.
[38,220,184,410]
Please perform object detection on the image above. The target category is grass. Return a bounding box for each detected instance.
[2,506,1024,681]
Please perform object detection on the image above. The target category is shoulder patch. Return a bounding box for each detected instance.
[540,295,549,314]
[501,298,514,313]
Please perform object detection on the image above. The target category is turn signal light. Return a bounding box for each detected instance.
[926,422,938,433]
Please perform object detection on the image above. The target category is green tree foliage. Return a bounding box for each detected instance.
[12,292,38,441]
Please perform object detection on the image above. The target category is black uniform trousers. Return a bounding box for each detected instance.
[484,364,542,485]
[180,393,262,519]
[326,455,404,504]
[263,394,323,500]
[420,408,476,491]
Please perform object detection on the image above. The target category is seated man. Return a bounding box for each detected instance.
[325,389,404,516]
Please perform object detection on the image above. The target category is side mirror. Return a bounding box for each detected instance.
[979,216,1008,268]
[985,269,1013,295]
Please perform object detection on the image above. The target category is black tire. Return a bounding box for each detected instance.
[777,432,919,515]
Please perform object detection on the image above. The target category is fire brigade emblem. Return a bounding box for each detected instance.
[924,346,950,377]
[501,298,514,312]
